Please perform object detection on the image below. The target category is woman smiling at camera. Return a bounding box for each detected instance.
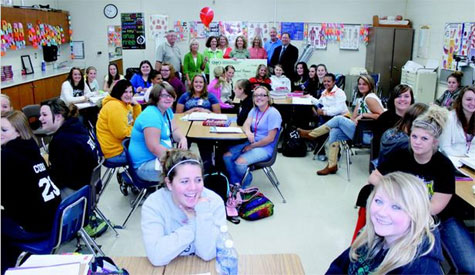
[327,172,443,274]
[96,79,142,165]
[129,83,187,182]
[223,86,282,188]
[60,67,91,105]
[141,149,226,266]
[176,75,221,114]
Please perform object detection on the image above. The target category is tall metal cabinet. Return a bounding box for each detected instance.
[365,27,414,97]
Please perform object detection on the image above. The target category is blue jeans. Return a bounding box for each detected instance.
[223,141,271,187]
[439,217,475,273]
[325,116,356,144]
[105,151,127,167]
[135,159,161,182]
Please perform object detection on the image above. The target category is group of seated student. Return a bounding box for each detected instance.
[1,98,102,271]
[2,29,474,273]
[366,102,475,273]
[299,74,384,175]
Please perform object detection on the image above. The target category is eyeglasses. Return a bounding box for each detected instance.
[160,94,174,99]
[253,94,268,98]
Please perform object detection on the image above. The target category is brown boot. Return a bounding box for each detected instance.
[297,128,315,140]
[317,141,339,175]
[298,125,330,140]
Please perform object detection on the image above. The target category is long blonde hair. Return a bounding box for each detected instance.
[350,172,436,274]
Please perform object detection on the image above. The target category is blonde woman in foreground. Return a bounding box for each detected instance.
[327,172,443,274]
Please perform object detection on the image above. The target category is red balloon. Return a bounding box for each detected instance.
[200,7,214,28]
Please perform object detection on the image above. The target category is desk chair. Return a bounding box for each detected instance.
[87,122,128,198]
[121,138,160,228]
[340,119,376,181]
[13,186,104,266]
[240,131,286,203]
[90,163,119,236]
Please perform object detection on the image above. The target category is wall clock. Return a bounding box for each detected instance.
[104,4,118,19]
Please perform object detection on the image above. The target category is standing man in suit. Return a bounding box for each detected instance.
[270,32,298,79]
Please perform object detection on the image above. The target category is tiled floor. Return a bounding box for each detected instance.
[71,146,371,274]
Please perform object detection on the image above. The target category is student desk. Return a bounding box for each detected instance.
[457,166,475,207]
[113,253,305,274]
[172,113,192,137]
[186,114,247,140]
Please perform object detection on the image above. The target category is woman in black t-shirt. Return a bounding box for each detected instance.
[1,111,61,272]
[369,105,475,274]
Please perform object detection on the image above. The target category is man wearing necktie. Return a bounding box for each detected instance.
[270,32,299,80]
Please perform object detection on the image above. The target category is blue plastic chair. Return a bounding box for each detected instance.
[13,186,104,264]
[121,138,160,228]
[87,121,128,198]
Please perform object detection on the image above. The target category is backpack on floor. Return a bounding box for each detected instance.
[203,172,230,203]
[281,126,307,157]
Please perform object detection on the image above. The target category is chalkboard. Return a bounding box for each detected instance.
[121,13,146,50]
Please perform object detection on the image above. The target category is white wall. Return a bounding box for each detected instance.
[406,0,475,97]
[46,0,406,87]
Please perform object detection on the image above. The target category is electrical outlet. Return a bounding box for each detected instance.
[34,53,38,59]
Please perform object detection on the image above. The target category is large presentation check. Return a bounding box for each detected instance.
[209,58,267,86]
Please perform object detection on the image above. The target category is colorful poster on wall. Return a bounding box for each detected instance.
[442,23,463,70]
[173,20,188,42]
[121,13,145,49]
[307,23,326,49]
[248,22,271,43]
[219,21,248,43]
[281,22,305,40]
[189,21,207,39]
[460,22,475,56]
[340,24,359,50]
[149,14,168,40]
[207,22,220,37]
[107,25,122,46]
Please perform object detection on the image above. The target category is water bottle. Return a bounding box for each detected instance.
[216,239,238,275]
[41,61,46,72]
[216,225,232,274]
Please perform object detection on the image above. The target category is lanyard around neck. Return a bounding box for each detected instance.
[254,105,270,135]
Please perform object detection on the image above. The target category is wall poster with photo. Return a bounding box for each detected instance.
[219,21,248,43]
[248,22,272,43]
[281,22,305,40]
[189,21,207,39]
[340,24,360,50]
[173,20,188,42]
[307,23,326,49]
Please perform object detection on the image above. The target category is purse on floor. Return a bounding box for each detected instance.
[238,187,274,221]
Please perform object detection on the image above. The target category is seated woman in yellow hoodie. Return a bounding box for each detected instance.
[96,79,142,165]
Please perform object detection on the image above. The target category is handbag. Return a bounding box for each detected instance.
[238,187,274,221]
